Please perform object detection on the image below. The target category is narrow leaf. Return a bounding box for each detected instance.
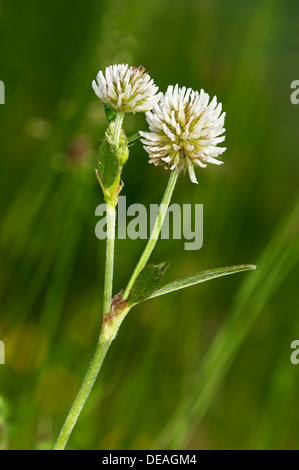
[128,132,140,144]
[147,265,256,300]
[128,262,169,305]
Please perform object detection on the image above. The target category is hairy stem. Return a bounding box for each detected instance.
[102,111,124,313]
[103,203,116,315]
[53,306,130,450]
[113,112,124,148]
[123,169,179,300]
[54,112,125,450]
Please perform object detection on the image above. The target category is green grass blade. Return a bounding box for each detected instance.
[157,193,299,449]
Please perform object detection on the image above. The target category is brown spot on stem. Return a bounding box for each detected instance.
[102,290,128,326]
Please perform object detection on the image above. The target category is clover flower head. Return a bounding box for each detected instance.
[139,84,226,183]
[92,64,160,114]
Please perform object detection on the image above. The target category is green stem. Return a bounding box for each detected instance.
[113,112,124,148]
[102,111,124,314]
[53,306,131,450]
[54,113,126,450]
[103,203,116,315]
[123,169,179,300]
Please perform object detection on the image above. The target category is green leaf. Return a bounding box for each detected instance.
[97,137,120,190]
[104,104,116,123]
[147,265,256,300]
[128,262,169,305]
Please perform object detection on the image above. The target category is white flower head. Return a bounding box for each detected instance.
[92,64,160,114]
[139,84,226,183]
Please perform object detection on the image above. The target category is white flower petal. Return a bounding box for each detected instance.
[187,163,198,184]
[92,64,160,113]
[140,84,226,180]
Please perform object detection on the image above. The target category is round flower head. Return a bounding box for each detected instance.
[92,64,160,114]
[139,85,226,183]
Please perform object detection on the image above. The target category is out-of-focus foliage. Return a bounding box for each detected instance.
[0,0,299,450]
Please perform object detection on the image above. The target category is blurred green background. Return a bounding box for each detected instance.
[0,0,299,450]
